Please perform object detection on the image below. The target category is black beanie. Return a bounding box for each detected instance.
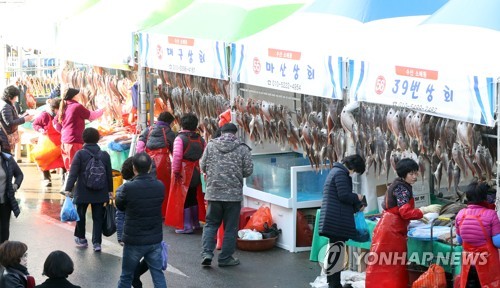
[220,123,238,134]
[64,88,80,100]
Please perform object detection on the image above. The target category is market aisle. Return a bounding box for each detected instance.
[11,160,320,288]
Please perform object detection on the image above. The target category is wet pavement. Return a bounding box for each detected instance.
[11,159,321,288]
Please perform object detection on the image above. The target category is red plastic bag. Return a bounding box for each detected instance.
[412,264,447,288]
[244,206,272,232]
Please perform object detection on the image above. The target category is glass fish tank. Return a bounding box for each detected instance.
[245,153,328,202]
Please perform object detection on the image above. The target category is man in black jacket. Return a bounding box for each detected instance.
[116,153,166,288]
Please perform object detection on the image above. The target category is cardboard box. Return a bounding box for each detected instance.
[376,184,388,197]
[413,182,430,208]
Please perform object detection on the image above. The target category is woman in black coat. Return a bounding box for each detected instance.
[35,250,81,288]
[0,85,34,155]
[0,241,34,287]
[318,154,366,288]
[64,128,112,252]
[0,149,24,243]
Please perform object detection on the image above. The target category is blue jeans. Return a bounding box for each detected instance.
[118,243,166,288]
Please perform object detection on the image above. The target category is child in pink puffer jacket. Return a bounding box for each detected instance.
[455,180,500,288]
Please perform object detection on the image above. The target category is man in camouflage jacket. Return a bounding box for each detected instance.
[199,123,253,267]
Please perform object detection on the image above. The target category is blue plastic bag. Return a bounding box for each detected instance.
[60,196,80,222]
[352,211,370,242]
[161,241,168,271]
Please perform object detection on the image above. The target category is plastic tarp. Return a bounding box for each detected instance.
[350,0,499,127]
[139,0,305,80]
[231,0,447,99]
[56,0,194,69]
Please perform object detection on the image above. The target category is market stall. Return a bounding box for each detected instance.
[136,0,306,136]
[229,0,452,253]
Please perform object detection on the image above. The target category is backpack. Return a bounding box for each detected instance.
[81,149,107,190]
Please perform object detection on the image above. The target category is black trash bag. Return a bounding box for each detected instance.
[102,201,117,237]
[261,222,282,239]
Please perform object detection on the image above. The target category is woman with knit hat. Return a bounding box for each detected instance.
[53,85,104,172]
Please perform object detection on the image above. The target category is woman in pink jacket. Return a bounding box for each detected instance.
[165,113,206,234]
[455,180,500,288]
[53,87,104,172]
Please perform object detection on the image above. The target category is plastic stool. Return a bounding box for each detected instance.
[310,209,329,262]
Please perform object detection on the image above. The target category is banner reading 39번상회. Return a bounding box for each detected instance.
[351,59,496,127]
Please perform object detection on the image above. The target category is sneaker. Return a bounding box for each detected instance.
[93,244,101,252]
[74,237,88,248]
[175,228,194,234]
[218,257,240,267]
[201,256,212,267]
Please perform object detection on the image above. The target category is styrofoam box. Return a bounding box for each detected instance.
[377,195,385,213]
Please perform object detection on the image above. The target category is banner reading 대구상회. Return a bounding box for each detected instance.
[141,33,228,80]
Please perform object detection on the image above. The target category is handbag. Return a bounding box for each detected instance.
[0,122,14,152]
[102,200,117,237]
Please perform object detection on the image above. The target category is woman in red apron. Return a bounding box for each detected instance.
[365,159,425,288]
[32,99,65,187]
[136,112,176,218]
[165,113,206,234]
[455,181,500,288]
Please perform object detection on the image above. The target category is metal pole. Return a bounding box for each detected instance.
[496,78,500,218]
[136,30,147,131]
[149,72,154,126]
[139,66,147,131]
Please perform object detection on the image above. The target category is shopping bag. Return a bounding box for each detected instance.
[102,201,117,237]
[32,135,61,170]
[244,205,273,232]
[351,211,370,242]
[412,264,447,288]
[60,196,79,222]
[161,240,168,271]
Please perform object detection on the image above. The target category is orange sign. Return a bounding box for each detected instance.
[168,36,195,46]
[268,48,301,60]
[395,66,438,80]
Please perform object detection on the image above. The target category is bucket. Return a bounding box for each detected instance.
[112,170,123,197]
